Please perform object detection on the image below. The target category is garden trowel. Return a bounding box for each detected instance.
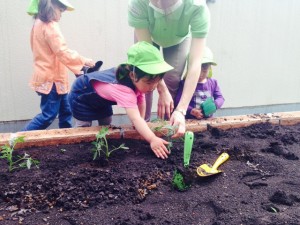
[197,152,229,177]
[172,131,194,191]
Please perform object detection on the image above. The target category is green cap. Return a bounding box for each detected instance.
[126,41,173,75]
[202,47,217,66]
[27,0,74,16]
[27,0,39,15]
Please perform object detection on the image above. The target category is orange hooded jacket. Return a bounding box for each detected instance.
[29,19,86,94]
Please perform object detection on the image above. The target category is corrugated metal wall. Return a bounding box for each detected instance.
[1,0,300,123]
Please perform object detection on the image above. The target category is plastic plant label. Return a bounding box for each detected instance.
[184,132,194,167]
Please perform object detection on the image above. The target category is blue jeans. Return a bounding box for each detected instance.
[68,74,113,122]
[22,84,72,131]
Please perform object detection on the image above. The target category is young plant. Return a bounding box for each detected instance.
[151,119,178,152]
[91,127,128,160]
[0,136,39,172]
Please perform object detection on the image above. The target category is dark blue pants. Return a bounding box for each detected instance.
[22,84,72,131]
[68,75,113,121]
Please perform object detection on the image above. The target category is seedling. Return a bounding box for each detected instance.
[270,207,278,213]
[172,132,194,191]
[0,136,39,172]
[151,119,178,152]
[172,169,191,191]
[91,127,128,160]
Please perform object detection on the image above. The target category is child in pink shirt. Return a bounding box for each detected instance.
[69,42,174,159]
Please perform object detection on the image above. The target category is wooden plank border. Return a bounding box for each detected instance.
[1,111,300,149]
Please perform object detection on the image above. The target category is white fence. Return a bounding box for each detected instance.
[1,0,300,125]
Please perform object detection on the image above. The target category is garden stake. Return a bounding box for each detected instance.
[196,152,229,177]
[183,131,194,167]
[172,132,194,191]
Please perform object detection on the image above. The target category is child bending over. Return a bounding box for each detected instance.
[68,41,174,159]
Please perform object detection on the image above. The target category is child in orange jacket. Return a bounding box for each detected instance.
[22,0,95,131]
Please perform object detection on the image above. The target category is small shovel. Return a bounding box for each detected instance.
[197,152,229,177]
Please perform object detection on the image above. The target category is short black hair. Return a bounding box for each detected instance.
[116,64,165,89]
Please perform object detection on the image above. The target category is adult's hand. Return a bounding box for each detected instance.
[170,111,186,138]
[157,90,174,119]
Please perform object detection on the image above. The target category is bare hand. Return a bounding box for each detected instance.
[150,137,170,159]
[191,108,204,119]
[84,59,95,68]
[170,111,185,138]
[157,90,174,119]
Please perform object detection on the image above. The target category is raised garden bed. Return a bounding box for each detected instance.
[0,112,300,224]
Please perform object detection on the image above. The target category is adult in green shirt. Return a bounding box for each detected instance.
[128,0,210,138]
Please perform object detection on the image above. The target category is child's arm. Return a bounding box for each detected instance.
[125,108,170,159]
[186,105,195,118]
[213,80,225,109]
[45,22,94,74]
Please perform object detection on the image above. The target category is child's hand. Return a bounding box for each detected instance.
[84,59,95,68]
[191,108,204,119]
[149,137,170,159]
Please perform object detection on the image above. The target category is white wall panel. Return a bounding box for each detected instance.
[207,0,300,107]
[1,0,300,122]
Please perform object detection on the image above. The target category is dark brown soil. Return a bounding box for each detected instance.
[1,123,300,225]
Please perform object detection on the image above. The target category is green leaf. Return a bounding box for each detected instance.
[270,207,277,213]
[118,143,127,149]
[93,150,98,160]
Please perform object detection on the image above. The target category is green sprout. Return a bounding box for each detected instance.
[172,169,191,191]
[91,127,128,160]
[270,207,278,213]
[152,119,179,153]
[0,136,39,172]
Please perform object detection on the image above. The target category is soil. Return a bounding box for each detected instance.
[1,123,300,225]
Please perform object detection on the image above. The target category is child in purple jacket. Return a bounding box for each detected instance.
[175,47,224,119]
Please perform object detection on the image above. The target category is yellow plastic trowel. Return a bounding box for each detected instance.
[197,153,229,177]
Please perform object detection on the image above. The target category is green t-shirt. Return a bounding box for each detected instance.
[128,0,210,48]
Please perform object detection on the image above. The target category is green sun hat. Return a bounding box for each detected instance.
[202,47,217,66]
[27,0,39,15]
[27,0,74,15]
[125,41,174,75]
[202,47,217,78]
